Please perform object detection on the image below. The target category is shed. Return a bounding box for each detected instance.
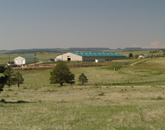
[14,56,38,65]
[138,55,145,59]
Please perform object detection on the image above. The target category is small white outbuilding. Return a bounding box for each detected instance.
[14,56,38,65]
[138,55,145,59]
[95,59,105,63]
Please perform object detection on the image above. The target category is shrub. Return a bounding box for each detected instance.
[78,73,88,85]
[156,96,163,100]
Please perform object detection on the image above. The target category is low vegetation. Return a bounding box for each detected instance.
[0,51,165,129]
[0,85,165,129]
[11,65,165,87]
[78,73,88,85]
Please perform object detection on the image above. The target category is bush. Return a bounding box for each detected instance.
[129,53,133,58]
[78,73,88,85]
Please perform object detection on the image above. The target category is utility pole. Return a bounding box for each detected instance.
[9,54,10,63]
[8,54,10,66]
[34,53,36,67]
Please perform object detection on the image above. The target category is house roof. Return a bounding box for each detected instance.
[70,52,125,57]
[21,56,38,59]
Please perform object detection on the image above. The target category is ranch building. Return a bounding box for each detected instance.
[14,56,38,65]
[55,52,125,62]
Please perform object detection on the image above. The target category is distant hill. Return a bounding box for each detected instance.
[0,47,164,54]
[123,47,142,51]
[0,48,112,54]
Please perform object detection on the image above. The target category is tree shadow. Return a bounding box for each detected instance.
[1,100,37,104]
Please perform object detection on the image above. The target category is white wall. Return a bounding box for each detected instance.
[14,56,25,65]
[14,56,39,65]
[55,52,82,61]
[55,55,62,61]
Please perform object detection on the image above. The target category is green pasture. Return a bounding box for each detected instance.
[112,59,140,66]
[0,53,62,64]
[1,54,165,129]
[117,50,164,57]
[1,85,165,129]
[137,57,165,66]
[11,65,165,87]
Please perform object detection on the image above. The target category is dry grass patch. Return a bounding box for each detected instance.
[0,85,165,129]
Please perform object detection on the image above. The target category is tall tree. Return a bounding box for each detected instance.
[78,73,88,85]
[15,72,24,87]
[0,66,7,92]
[0,66,6,73]
[50,62,75,86]
[4,66,16,87]
[129,53,133,58]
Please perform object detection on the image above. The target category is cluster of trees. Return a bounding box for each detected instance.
[0,66,24,92]
[0,62,87,93]
[128,53,163,59]
[128,53,133,58]
[150,50,159,53]
[50,62,88,86]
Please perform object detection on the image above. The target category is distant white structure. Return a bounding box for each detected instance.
[14,56,38,65]
[138,55,145,59]
[55,55,63,62]
[7,62,15,66]
[95,59,105,63]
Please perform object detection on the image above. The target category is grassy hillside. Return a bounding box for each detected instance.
[117,50,164,57]
[137,57,165,66]
[11,65,165,87]
[1,54,165,129]
[1,85,165,129]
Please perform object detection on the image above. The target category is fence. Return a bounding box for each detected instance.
[13,63,118,70]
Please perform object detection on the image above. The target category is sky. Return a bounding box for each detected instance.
[0,0,165,50]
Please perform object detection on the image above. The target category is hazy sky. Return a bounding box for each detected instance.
[1,0,165,50]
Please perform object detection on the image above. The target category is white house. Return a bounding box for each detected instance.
[14,56,38,65]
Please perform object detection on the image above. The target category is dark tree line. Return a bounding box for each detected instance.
[0,66,24,92]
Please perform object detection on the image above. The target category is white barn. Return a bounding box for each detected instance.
[55,52,125,62]
[14,56,38,65]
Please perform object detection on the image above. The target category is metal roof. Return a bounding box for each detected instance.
[21,56,38,59]
[70,52,125,57]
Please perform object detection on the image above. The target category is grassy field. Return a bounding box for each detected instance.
[137,57,165,66]
[117,50,151,56]
[1,52,165,129]
[10,65,165,87]
[0,53,62,64]
[1,85,165,129]
[117,50,164,57]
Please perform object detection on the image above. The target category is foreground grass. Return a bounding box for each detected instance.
[0,85,165,130]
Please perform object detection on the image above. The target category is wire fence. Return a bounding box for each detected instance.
[13,63,119,70]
